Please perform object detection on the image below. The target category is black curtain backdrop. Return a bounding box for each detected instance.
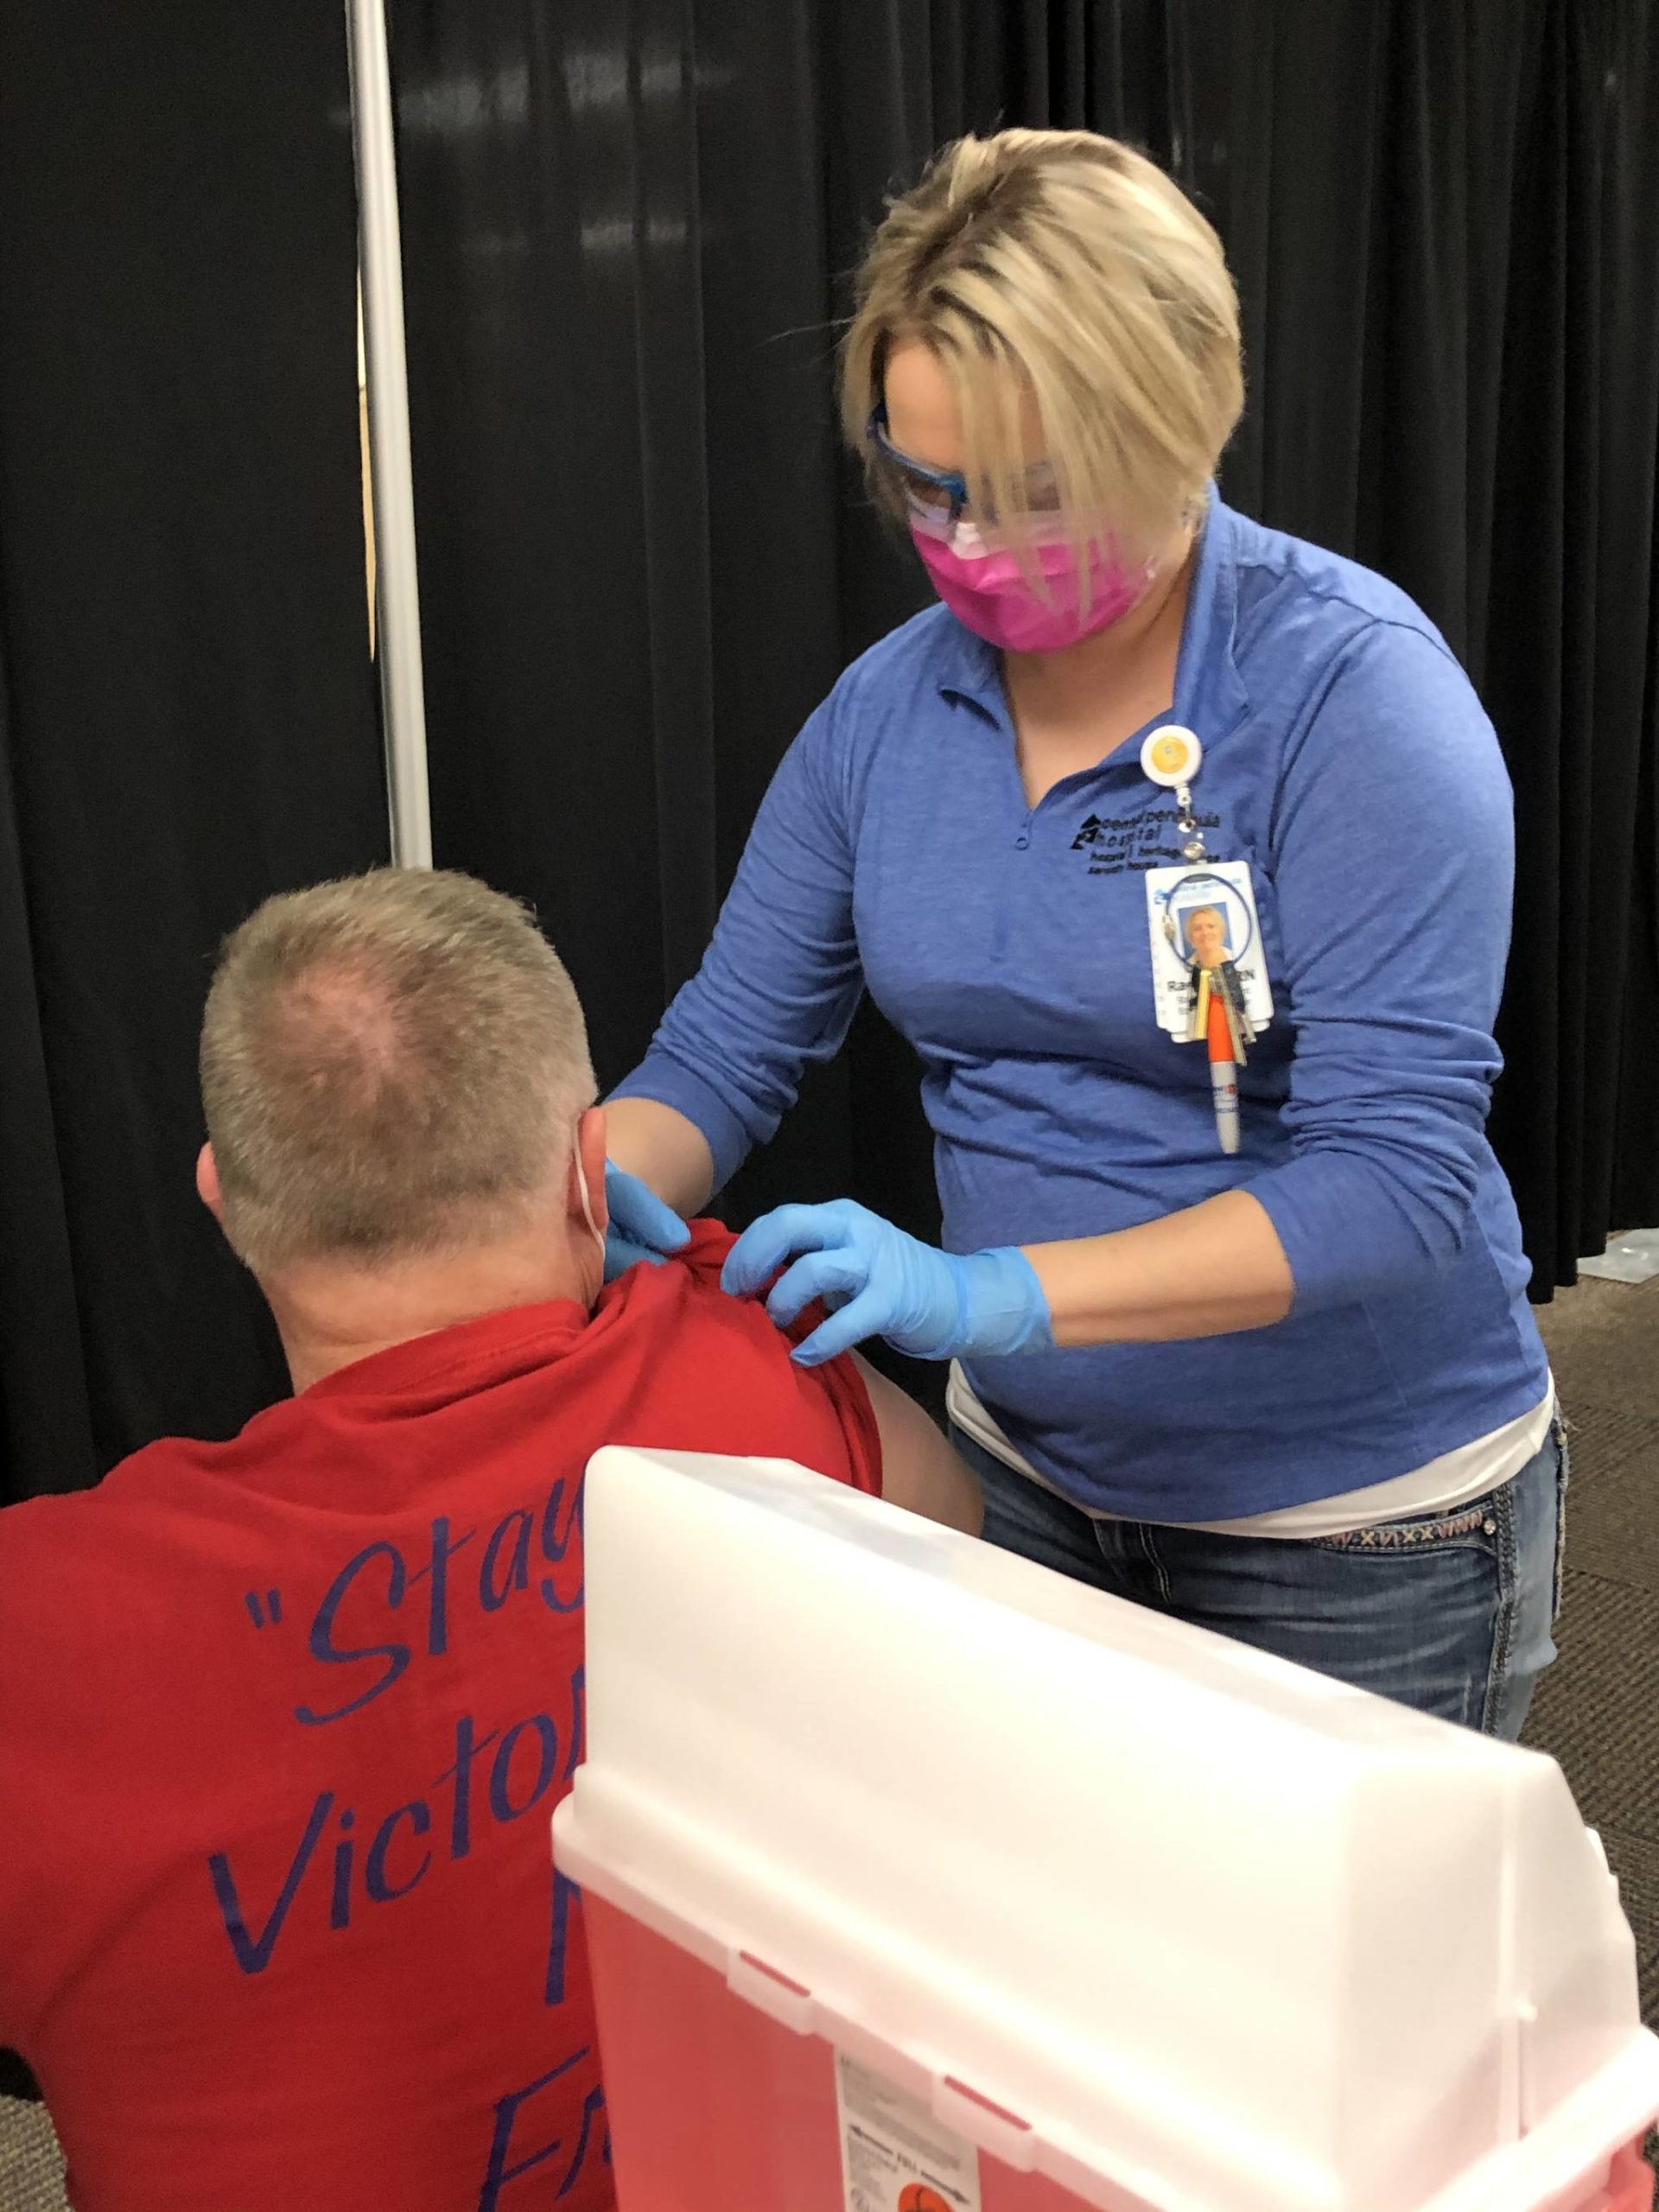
[0,0,387,1513]
[393,0,1659,1316]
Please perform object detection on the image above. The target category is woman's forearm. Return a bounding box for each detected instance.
[1024,1189,1294,1345]
[602,1097,718,1217]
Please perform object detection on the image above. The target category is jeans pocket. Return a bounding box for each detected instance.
[1309,1496,1501,1554]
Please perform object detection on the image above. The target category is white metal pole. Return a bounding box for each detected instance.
[346,0,433,868]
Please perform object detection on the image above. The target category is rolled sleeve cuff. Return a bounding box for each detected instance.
[608,1052,757,1195]
[1247,1154,1421,1314]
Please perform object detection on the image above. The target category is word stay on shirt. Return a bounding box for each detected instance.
[287,1472,583,1727]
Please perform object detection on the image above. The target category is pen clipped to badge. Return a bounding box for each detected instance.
[1139,726,1273,1155]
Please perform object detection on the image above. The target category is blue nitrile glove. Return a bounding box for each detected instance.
[603,1163,691,1282]
[721,1198,1053,1368]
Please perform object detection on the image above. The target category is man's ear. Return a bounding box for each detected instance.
[196,1142,224,1222]
[572,1106,609,1236]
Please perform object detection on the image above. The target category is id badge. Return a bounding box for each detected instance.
[1145,861,1274,1040]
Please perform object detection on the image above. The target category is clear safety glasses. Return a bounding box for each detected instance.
[864,404,1065,541]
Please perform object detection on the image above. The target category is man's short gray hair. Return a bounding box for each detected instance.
[200,868,596,1272]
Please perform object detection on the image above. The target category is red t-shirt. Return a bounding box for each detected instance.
[0,1224,879,2211]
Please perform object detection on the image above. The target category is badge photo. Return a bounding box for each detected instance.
[1172,880,1251,969]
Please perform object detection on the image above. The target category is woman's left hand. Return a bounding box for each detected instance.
[721,1198,1053,1367]
[602,1163,690,1281]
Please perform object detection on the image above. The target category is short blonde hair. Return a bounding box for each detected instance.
[200,869,595,1273]
[841,130,1243,550]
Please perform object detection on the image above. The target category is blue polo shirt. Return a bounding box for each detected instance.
[615,497,1549,1520]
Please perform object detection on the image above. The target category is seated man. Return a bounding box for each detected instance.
[0,868,976,2212]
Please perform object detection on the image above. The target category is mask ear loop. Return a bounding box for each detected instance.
[573,1131,606,1262]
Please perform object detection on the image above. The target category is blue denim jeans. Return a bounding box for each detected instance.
[951,1422,1567,1739]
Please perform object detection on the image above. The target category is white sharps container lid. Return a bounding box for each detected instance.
[554,1446,1659,2212]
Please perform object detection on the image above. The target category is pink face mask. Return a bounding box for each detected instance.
[910,514,1158,654]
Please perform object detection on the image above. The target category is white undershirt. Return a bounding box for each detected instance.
[945,1363,1556,1540]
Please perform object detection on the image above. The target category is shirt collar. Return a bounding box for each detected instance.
[301,1295,590,1405]
[933,488,1251,750]
[1173,490,1249,745]
[933,617,1004,721]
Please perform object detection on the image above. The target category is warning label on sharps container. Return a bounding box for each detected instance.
[835,2051,982,2212]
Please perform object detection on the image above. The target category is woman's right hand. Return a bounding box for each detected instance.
[603,1163,691,1281]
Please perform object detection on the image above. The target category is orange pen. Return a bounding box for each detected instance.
[1206,981,1240,1154]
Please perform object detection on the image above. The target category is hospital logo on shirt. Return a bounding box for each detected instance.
[1070,806,1219,876]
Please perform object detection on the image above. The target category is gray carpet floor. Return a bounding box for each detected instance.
[3,1274,1656,2209]
[1522,1270,1659,2031]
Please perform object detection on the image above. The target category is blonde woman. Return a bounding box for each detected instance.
[603,130,1559,1736]
[1182,906,1231,970]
